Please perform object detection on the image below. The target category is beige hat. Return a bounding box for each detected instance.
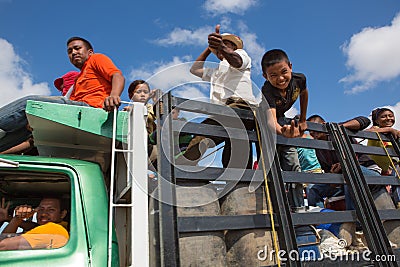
[221,33,243,49]
[209,33,243,54]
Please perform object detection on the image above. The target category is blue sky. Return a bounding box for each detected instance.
[1,0,400,128]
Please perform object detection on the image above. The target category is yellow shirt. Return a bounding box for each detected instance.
[146,103,156,134]
[22,222,69,249]
[368,129,393,172]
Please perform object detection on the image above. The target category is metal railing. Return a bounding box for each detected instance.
[152,92,400,266]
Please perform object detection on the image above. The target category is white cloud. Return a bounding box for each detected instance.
[172,84,209,101]
[128,56,206,96]
[341,13,400,94]
[154,26,213,46]
[204,0,257,16]
[237,21,265,74]
[0,38,50,107]
[153,20,265,74]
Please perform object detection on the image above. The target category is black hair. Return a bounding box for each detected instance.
[67,36,93,50]
[307,114,325,122]
[371,107,394,126]
[261,49,290,73]
[128,80,150,99]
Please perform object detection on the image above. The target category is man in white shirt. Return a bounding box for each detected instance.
[190,25,256,106]
[182,25,257,168]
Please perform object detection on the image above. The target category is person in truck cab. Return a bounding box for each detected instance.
[0,36,125,154]
[0,197,69,250]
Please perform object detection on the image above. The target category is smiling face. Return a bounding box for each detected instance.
[36,198,66,225]
[67,40,93,69]
[263,61,293,90]
[376,110,395,128]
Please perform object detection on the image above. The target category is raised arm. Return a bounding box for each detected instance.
[298,88,309,132]
[2,205,37,234]
[190,48,212,78]
[217,44,243,68]
[208,25,242,68]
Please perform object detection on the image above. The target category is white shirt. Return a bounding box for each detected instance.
[202,49,257,106]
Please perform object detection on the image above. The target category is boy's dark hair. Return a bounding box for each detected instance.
[261,49,290,73]
[307,114,325,122]
[371,107,394,126]
[67,36,93,50]
[128,79,150,99]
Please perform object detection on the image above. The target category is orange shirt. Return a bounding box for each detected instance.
[70,53,122,108]
[22,222,69,249]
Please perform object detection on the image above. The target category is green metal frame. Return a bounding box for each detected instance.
[0,155,119,267]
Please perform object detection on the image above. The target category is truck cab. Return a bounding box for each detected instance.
[0,100,148,266]
[0,155,119,266]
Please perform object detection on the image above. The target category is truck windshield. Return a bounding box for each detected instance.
[0,171,70,251]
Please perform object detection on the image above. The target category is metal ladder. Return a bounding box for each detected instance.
[327,122,395,266]
[107,103,149,267]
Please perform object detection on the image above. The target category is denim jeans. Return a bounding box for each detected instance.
[0,95,89,151]
[307,165,387,210]
[276,116,304,208]
[278,145,304,208]
[345,165,386,210]
[307,184,343,207]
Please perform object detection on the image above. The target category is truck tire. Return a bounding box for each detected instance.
[177,183,227,267]
[221,183,276,266]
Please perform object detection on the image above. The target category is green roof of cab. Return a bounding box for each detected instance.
[0,154,119,267]
[25,100,129,142]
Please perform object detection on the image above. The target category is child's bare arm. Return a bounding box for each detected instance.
[267,108,283,135]
[298,88,309,132]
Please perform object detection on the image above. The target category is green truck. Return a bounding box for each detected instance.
[0,100,149,266]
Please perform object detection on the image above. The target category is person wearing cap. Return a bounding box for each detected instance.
[0,36,125,154]
[190,24,256,106]
[54,71,80,96]
[182,24,256,169]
